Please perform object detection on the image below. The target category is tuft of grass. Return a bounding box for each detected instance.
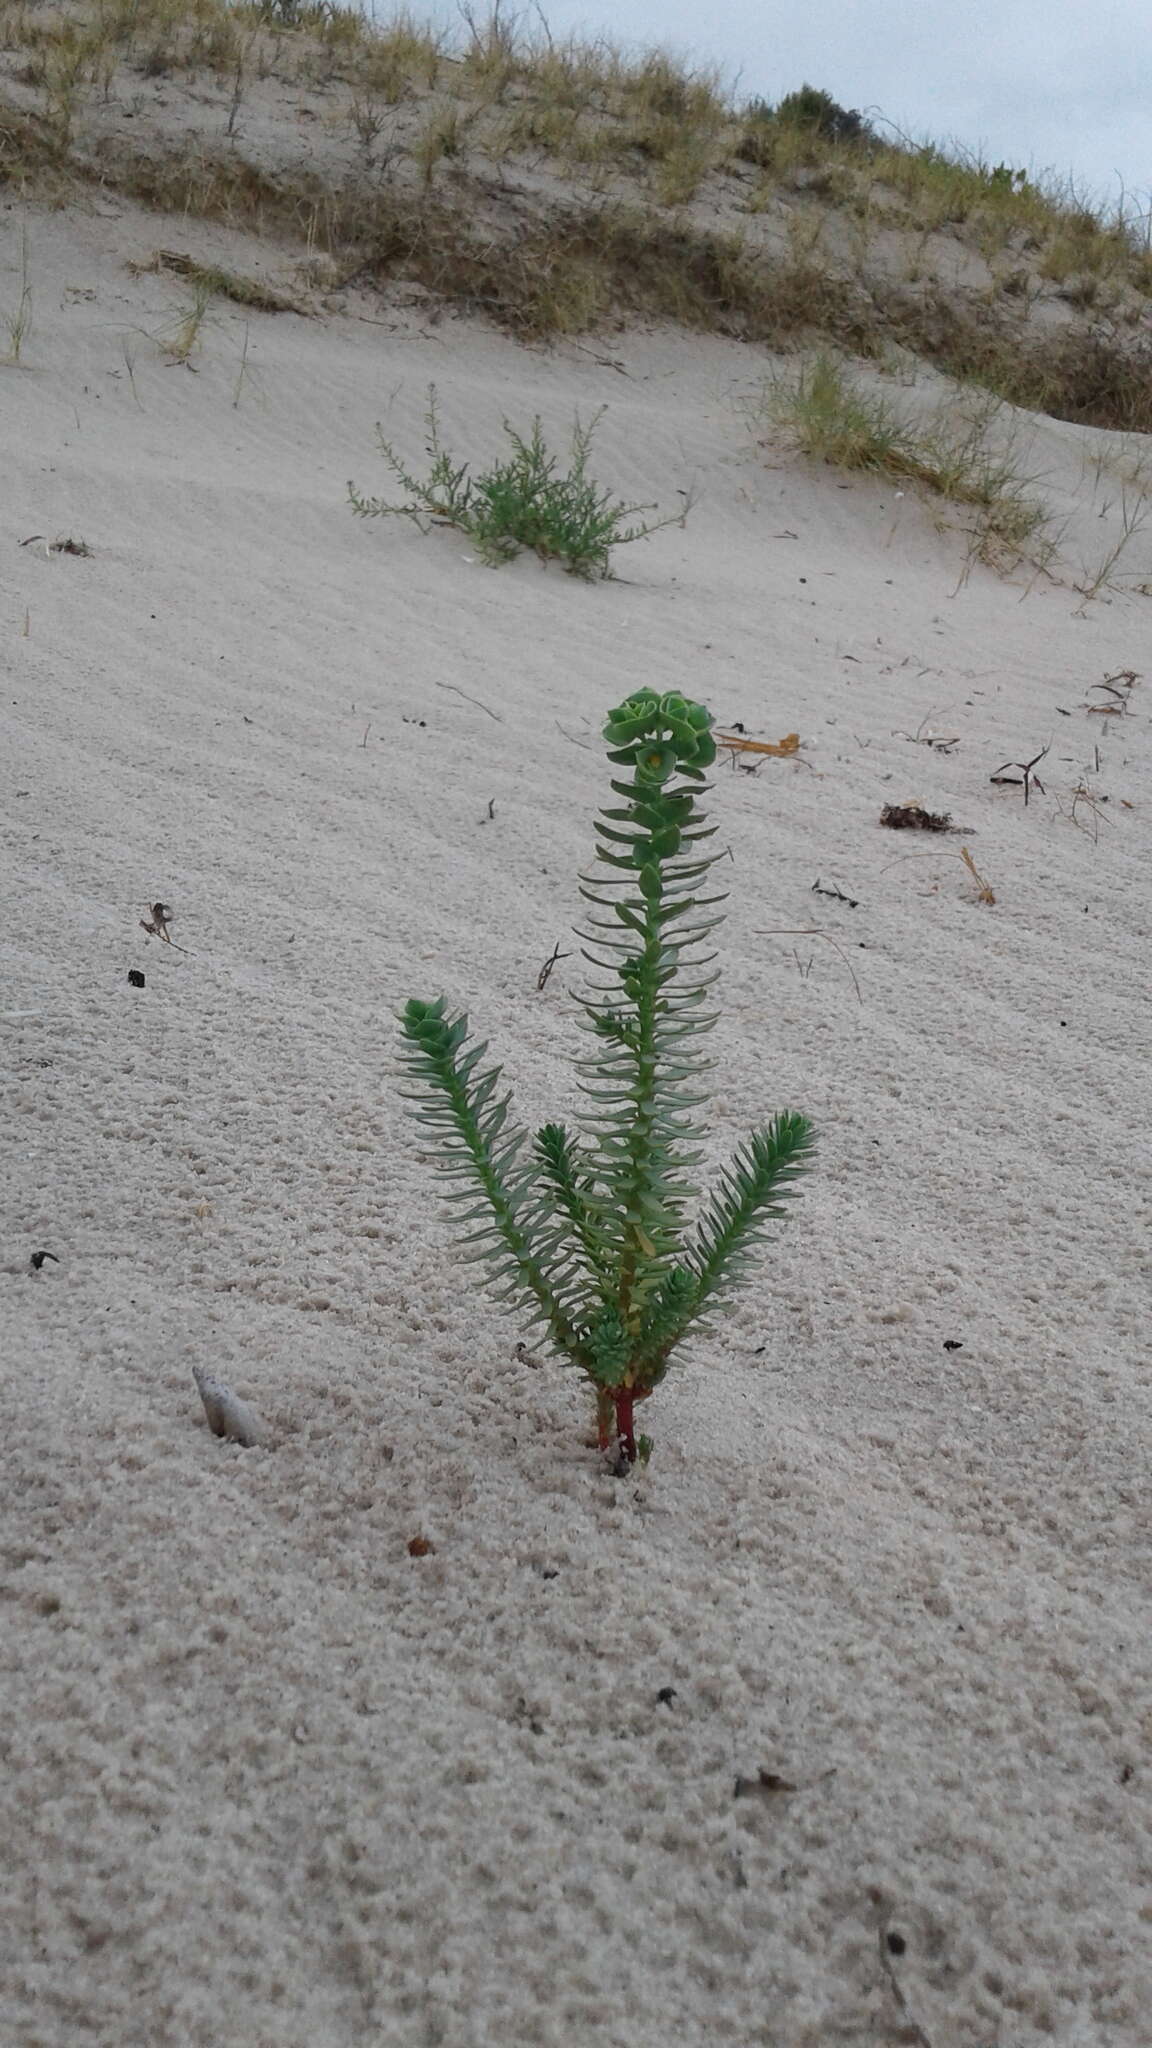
[414,103,467,186]
[760,354,1049,570]
[158,272,213,360]
[2,224,34,363]
[1073,486,1152,604]
[349,386,691,578]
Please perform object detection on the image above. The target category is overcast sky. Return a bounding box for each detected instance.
[415,0,1151,212]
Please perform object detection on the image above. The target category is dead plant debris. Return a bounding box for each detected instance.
[734,1764,836,1800]
[990,742,1048,803]
[734,1769,797,1799]
[1085,669,1139,715]
[19,535,93,556]
[131,249,307,314]
[717,730,800,759]
[960,847,996,903]
[536,941,570,992]
[755,927,863,1003]
[880,803,954,832]
[892,718,959,751]
[140,901,174,942]
[812,879,860,908]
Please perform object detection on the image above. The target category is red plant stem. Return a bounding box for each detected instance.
[613,1387,637,1465]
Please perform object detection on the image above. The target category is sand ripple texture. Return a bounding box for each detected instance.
[3,200,1151,2048]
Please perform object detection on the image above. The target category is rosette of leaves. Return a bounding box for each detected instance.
[398,690,814,1466]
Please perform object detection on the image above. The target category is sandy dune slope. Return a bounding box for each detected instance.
[2,196,1151,2047]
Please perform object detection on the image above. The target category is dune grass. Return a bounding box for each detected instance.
[760,354,1050,571]
[1,218,32,359]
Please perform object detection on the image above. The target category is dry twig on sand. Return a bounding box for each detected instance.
[716,729,800,760]
[960,847,996,903]
[990,741,1048,804]
[755,927,863,1002]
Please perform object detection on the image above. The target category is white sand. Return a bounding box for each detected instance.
[3,195,1151,2048]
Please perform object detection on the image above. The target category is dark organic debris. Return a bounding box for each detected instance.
[943,1339,964,1352]
[734,1768,797,1800]
[19,534,93,556]
[128,969,146,988]
[880,803,953,832]
[812,878,860,907]
[407,1535,436,1557]
[536,941,571,992]
[990,742,1049,804]
[1086,671,1138,714]
[29,1250,60,1272]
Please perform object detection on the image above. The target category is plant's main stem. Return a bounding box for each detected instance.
[613,1387,637,1464]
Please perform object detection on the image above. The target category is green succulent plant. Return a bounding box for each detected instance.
[398,690,814,1466]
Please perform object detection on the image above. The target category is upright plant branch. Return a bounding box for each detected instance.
[398,691,814,1466]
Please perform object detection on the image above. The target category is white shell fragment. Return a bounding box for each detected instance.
[193,1368,270,1449]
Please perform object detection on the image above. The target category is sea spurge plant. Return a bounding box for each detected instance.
[398,690,814,1467]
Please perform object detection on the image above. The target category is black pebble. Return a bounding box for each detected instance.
[886,1931,907,1956]
[128,970,145,988]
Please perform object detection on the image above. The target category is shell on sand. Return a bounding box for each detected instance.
[192,1368,271,1449]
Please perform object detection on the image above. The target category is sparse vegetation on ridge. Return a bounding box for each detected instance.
[2,2,1152,428]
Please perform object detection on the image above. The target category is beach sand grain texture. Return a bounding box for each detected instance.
[2,197,1150,2048]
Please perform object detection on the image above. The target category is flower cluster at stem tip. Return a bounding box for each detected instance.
[603,690,718,782]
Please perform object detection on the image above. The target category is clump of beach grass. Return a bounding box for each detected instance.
[758,353,1050,569]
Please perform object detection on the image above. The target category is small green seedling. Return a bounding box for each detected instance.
[398,690,814,1467]
[350,387,690,578]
